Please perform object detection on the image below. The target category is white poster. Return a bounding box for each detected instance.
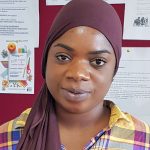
[46,0,125,5]
[0,40,34,94]
[105,47,150,124]
[123,0,150,40]
[0,0,39,47]
[105,0,125,4]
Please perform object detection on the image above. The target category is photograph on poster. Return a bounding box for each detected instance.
[0,41,34,94]
[105,47,150,124]
[123,0,150,40]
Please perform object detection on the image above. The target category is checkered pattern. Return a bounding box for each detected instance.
[0,101,150,150]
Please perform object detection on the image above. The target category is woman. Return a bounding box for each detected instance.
[0,0,150,149]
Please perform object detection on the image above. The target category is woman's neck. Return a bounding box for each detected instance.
[56,102,110,130]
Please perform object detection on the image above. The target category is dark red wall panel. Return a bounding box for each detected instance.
[0,2,150,125]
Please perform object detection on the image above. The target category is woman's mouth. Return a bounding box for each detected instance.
[61,88,91,102]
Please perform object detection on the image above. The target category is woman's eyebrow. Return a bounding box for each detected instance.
[54,43,74,51]
[88,49,111,55]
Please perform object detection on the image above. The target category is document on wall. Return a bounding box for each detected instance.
[105,47,150,124]
[0,40,34,94]
[123,0,150,40]
[105,0,125,4]
[0,0,39,47]
[46,0,125,5]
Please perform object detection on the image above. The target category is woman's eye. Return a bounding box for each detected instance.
[90,58,106,67]
[56,54,71,62]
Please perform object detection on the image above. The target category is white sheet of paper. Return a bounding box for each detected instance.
[123,0,150,40]
[46,0,125,5]
[105,47,150,124]
[0,40,34,94]
[105,0,125,4]
[0,0,39,47]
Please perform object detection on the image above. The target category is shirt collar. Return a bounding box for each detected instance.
[15,108,31,129]
[14,101,133,130]
[104,100,132,128]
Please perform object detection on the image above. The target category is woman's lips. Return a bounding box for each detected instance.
[61,88,91,102]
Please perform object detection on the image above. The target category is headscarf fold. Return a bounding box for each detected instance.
[17,0,122,149]
[17,83,60,150]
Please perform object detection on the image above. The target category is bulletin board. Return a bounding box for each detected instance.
[0,1,150,125]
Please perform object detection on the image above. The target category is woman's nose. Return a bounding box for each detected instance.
[65,60,90,82]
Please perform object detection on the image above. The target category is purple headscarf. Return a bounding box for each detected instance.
[42,0,122,78]
[17,0,122,150]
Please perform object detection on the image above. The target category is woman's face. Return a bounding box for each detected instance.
[46,26,116,114]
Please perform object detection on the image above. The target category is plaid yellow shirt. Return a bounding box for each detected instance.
[0,101,150,150]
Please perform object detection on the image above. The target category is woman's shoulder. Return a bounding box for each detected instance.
[108,105,150,148]
[106,100,150,137]
[130,113,150,132]
[115,109,150,132]
[114,111,150,140]
[0,108,31,134]
[0,108,31,148]
[107,100,150,130]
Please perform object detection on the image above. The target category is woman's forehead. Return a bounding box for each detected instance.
[50,26,114,54]
[53,26,104,40]
[67,26,102,34]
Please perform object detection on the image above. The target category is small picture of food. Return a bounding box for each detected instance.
[2,80,9,90]
[7,43,16,53]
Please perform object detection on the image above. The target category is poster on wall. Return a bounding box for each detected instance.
[46,0,125,5]
[0,40,34,94]
[104,0,125,4]
[0,0,39,47]
[105,47,150,124]
[123,0,150,40]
